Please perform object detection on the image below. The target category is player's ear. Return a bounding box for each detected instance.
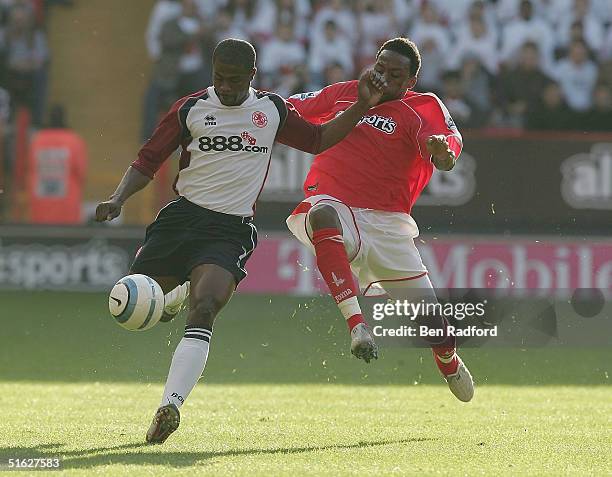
[250,67,257,81]
[406,76,418,90]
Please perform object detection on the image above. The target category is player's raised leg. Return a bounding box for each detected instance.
[384,276,474,402]
[146,264,235,444]
[308,203,378,363]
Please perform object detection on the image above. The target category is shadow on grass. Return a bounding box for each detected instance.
[1,437,435,469]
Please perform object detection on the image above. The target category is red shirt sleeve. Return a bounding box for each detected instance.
[287,81,352,123]
[131,97,187,178]
[275,101,322,154]
[412,94,463,162]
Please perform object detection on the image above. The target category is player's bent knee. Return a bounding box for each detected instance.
[188,295,223,329]
[308,203,342,231]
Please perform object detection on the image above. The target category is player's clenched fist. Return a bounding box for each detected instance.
[357,68,387,107]
[95,199,122,222]
[426,135,456,171]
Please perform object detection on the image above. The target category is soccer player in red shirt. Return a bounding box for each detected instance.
[287,38,474,402]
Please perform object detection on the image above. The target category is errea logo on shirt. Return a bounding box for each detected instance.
[358,114,396,134]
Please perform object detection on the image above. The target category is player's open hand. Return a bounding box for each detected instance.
[95,199,122,222]
[357,68,387,108]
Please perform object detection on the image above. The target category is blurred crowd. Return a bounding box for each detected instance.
[144,0,612,134]
[0,0,55,129]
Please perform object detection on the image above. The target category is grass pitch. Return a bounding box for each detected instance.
[0,292,610,476]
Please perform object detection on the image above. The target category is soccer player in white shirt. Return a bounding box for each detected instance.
[95,39,385,444]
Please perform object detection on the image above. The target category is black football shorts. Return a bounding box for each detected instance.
[130,197,257,286]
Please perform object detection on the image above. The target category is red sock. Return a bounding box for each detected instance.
[431,318,458,375]
[312,227,365,331]
[432,347,459,376]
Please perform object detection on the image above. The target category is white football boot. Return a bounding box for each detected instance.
[443,355,474,402]
[160,281,190,323]
[350,323,379,363]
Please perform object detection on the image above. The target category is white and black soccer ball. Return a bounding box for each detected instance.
[108,274,165,331]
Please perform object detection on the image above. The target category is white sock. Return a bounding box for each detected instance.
[160,325,211,408]
[164,282,190,314]
[338,296,361,320]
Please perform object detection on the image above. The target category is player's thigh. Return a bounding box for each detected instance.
[362,229,431,297]
[130,201,194,284]
[382,273,438,303]
[187,263,236,327]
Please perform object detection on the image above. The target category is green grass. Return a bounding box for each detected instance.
[0,292,611,475]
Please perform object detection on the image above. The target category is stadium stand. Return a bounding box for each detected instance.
[142,0,612,132]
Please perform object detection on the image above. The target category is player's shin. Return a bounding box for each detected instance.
[312,227,365,331]
[160,325,212,408]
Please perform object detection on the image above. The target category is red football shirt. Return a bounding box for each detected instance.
[288,81,463,214]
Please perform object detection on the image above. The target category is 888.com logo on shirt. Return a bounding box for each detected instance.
[197,132,269,154]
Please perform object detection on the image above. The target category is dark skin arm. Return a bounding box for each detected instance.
[95,166,151,221]
[316,69,386,153]
[427,135,457,171]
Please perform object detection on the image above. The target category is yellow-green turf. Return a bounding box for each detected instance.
[0,292,610,476]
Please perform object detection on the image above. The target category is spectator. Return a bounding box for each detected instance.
[459,55,493,120]
[145,0,215,60]
[599,23,612,62]
[554,38,598,111]
[410,2,450,92]
[532,0,572,28]
[580,82,612,131]
[308,20,353,87]
[215,6,251,42]
[171,0,210,96]
[590,0,612,24]
[355,0,400,67]
[430,0,477,26]
[439,70,484,128]
[499,0,555,74]
[259,21,306,87]
[463,0,498,37]
[245,0,278,42]
[142,0,208,139]
[322,61,351,87]
[145,0,182,61]
[225,0,265,43]
[496,42,552,126]
[525,80,575,130]
[4,3,48,125]
[311,0,357,45]
[256,0,311,43]
[557,0,605,53]
[449,11,499,74]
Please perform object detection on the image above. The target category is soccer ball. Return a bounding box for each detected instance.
[108,274,165,331]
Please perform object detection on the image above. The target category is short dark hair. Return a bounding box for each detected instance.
[213,38,256,69]
[376,37,421,77]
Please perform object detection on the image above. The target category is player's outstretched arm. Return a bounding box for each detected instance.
[317,69,386,152]
[427,135,457,171]
[95,166,151,222]
[277,69,385,154]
